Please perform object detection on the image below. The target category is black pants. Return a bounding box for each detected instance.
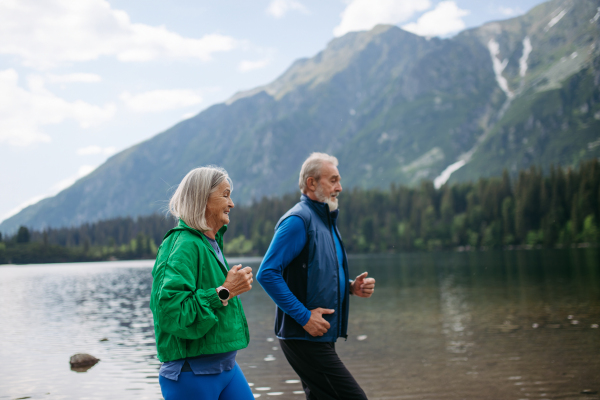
[279,339,368,400]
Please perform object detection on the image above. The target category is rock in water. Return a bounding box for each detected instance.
[70,353,100,372]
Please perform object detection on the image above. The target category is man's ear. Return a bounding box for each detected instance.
[306,177,317,192]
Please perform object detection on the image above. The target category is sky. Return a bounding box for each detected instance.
[0,0,550,224]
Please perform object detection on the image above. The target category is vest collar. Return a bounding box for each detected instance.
[300,194,339,223]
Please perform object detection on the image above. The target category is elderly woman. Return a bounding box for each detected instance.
[150,166,254,400]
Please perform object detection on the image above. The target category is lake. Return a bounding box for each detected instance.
[0,250,599,400]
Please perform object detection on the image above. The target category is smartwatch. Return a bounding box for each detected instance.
[216,286,230,306]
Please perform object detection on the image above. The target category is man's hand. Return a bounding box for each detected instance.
[223,264,253,297]
[350,272,375,298]
[303,308,335,337]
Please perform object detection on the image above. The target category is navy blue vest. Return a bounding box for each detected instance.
[274,195,349,342]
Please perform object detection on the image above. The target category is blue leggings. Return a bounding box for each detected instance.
[159,363,254,400]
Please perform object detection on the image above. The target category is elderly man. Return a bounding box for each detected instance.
[256,152,376,400]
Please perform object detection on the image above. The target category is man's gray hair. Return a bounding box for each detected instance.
[298,152,339,192]
[169,166,232,232]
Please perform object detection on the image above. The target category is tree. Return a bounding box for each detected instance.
[135,233,147,256]
[451,213,468,245]
[16,226,30,243]
[541,215,559,248]
[570,193,582,241]
[420,205,436,241]
[440,187,454,237]
[501,197,515,243]
[582,215,599,243]
[482,221,502,248]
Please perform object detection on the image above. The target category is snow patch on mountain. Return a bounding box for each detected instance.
[488,39,513,98]
[591,7,600,23]
[545,8,567,31]
[519,37,532,78]
[434,159,467,189]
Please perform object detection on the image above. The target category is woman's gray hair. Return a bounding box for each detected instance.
[298,152,339,192]
[169,166,232,232]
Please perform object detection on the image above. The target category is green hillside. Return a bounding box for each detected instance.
[2,0,599,233]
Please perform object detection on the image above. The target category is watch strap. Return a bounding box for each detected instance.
[216,286,230,306]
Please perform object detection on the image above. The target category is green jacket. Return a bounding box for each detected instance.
[150,220,249,362]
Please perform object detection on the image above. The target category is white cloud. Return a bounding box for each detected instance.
[334,0,431,37]
[498,7,522,16]
[266,0,309,18]
[402,1,469,37]
[0,69,116,146]
[0,164,97,223]
[120,89,203,113]
[47,73,102,83]
[0,0,238,69]
[76,145,117,156]
[238,59,271,72]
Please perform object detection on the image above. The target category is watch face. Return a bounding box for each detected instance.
[218,288,229,300]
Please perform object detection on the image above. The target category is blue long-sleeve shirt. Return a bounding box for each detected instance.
[257,214,346,327]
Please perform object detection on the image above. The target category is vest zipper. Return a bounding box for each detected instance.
[327,211,342,339]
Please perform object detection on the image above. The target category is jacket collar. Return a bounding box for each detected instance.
[164,219,228,241]
[176,219,228,236]
[300,194,339,224]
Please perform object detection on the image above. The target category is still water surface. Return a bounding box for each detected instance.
[0,250,599,400]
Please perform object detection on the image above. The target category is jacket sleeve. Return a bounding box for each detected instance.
[154,237,224,340]
[257,216,312,326]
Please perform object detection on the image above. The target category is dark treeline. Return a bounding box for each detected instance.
[0,216,176,264]
[1,159,599,264]
[225,159,600,254]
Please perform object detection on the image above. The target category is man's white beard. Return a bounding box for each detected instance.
[315,184,339,211]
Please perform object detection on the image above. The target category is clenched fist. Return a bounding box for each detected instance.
[223,264,253,297]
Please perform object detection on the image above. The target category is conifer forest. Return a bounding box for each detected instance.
[1,159,599,264]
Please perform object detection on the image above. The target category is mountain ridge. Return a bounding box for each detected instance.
[2,0,600,234]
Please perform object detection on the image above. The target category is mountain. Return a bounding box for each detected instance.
[3,0,600,234]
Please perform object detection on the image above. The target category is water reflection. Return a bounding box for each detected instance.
[439,274,473,355]
[0,261,161,400]
[0,250,599,400]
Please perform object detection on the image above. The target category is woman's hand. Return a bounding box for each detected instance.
[222,264,253,297]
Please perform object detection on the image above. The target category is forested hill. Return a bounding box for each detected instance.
[2,0,600,234]
[1,159,599,264]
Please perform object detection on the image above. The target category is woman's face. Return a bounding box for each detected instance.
[205,180,234,231]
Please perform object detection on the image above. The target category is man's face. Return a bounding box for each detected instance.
[314,162,342,211]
